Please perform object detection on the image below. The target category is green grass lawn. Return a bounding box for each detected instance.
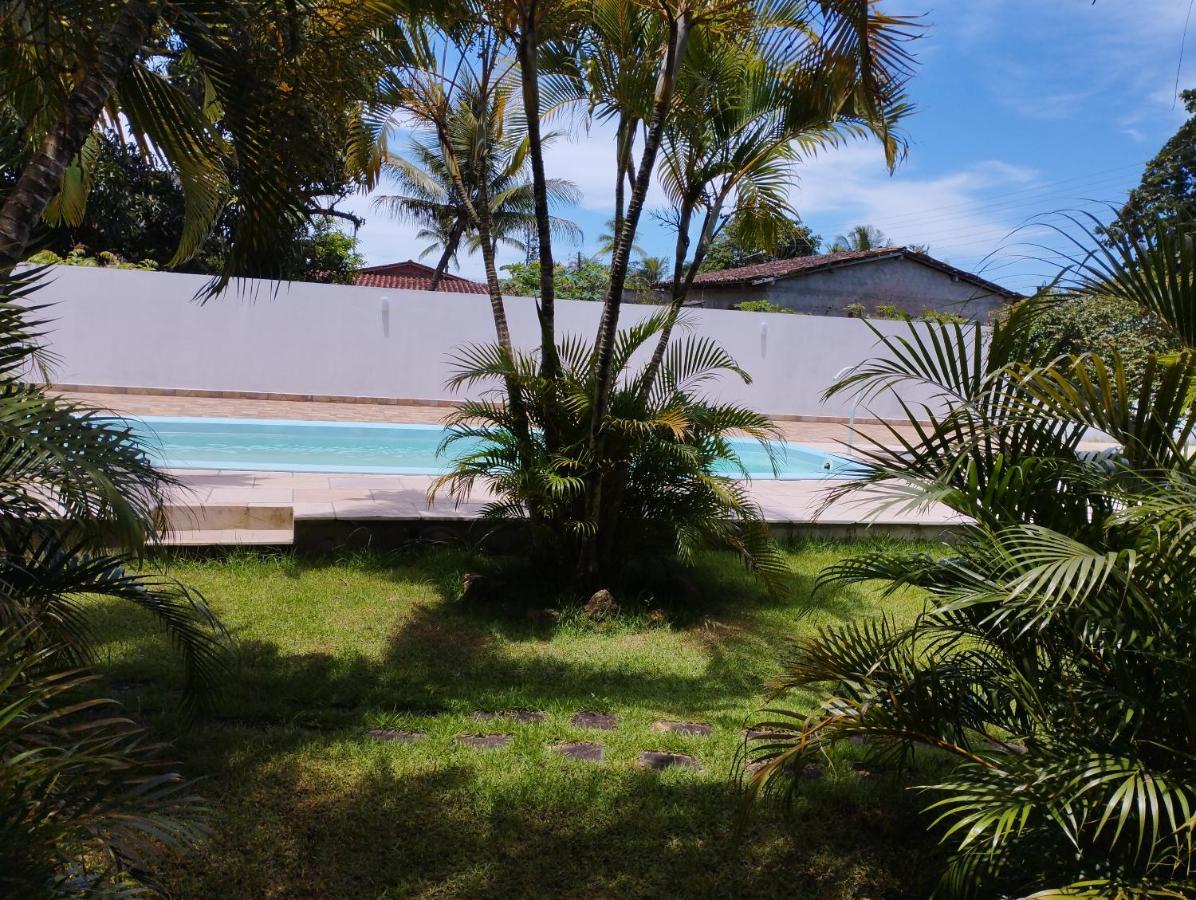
[85,542,944,899]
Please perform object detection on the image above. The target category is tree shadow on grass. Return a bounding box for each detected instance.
[164,734,943,900]
[89,544,902,728]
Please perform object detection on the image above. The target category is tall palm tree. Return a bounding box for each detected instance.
[638,18,912,396]
[747,219,1196,896]
[595,217,646,258]
[373,116,581,291]
[829,223,889,252]
[394,0,920,587]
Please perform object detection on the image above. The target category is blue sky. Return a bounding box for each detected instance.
[344,1,1194,294]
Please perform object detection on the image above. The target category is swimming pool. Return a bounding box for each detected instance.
[121,416,856,480]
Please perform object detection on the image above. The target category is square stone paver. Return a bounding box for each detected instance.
[552,742,604,763]
[571,711,619,730]
[637,751,700,771]
[652,721,712,737]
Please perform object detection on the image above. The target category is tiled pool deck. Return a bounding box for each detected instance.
[60,390,968,546]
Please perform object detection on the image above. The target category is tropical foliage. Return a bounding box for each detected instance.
[0,630,205,897]
[829,223,889,252]
[432,311,789,592]
[0,268,225,892]
[500,258,610,302]
[374,87,580,290]
[0,0,392,283]
[747,219,1196,896]
[1002,291,1180,394]
[1106,89,1196,240]
[697,222,821,273]
[377,0,918,589]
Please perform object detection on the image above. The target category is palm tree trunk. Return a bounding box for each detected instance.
[580,15,691,581]
[588,16,690,436]
[475,216,512,349]
[0,0,159,271]
[516,9,559,378]
[428,219,466,292]
[638,199,722,399]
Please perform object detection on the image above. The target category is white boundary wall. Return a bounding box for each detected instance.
[31,266,951,420]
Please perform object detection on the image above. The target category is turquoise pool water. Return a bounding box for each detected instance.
[122,416,855,480]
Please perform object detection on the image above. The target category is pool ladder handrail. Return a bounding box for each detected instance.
[833,364,865,458]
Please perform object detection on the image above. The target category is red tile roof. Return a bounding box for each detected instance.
[353,260,489,294]
[686,246,1022,299]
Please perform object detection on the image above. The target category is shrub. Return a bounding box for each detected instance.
[0,268,223,890]
[732,299,798,314]
[748,221,1196,896]
[432,311,789,596]
[0,630,205,897]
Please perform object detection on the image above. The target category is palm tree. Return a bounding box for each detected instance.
[595,217,646,259]
[747,219,1196,896]
[829,224,889,252]
[374,119,581,291]
[630,255,668,291]
[432,308,789,591]
[637,19,912,395]
[391,1,919,587]
[0,267,225,891]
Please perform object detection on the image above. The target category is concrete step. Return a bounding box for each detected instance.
[161,527,293,547]
[159,503,293,532]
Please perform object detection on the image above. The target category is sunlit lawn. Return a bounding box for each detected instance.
[85,542,944,899]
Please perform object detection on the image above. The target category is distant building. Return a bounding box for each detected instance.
[353,260,488,294]
[683,246,1021,319]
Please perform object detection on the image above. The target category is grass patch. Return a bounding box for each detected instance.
[85,541,944,898]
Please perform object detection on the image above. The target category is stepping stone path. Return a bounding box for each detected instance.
[475,709,545,724]
[552,742,605,763]
[744,760,824,781]
[571,711,619,730]
[652,720,712,737]
[366,728,426,744]
[638,751,701,771]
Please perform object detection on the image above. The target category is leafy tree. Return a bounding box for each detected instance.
[500,258,609,302]
[0,0,393,284]
[829,224,889,251]
[698,221,821,273]
[1107,89,1196,237]
[293,217,365,285]
[17,134,228,272]
[14,135,363,281]
[748,220,1196,896]
[1003,292,1179,393]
